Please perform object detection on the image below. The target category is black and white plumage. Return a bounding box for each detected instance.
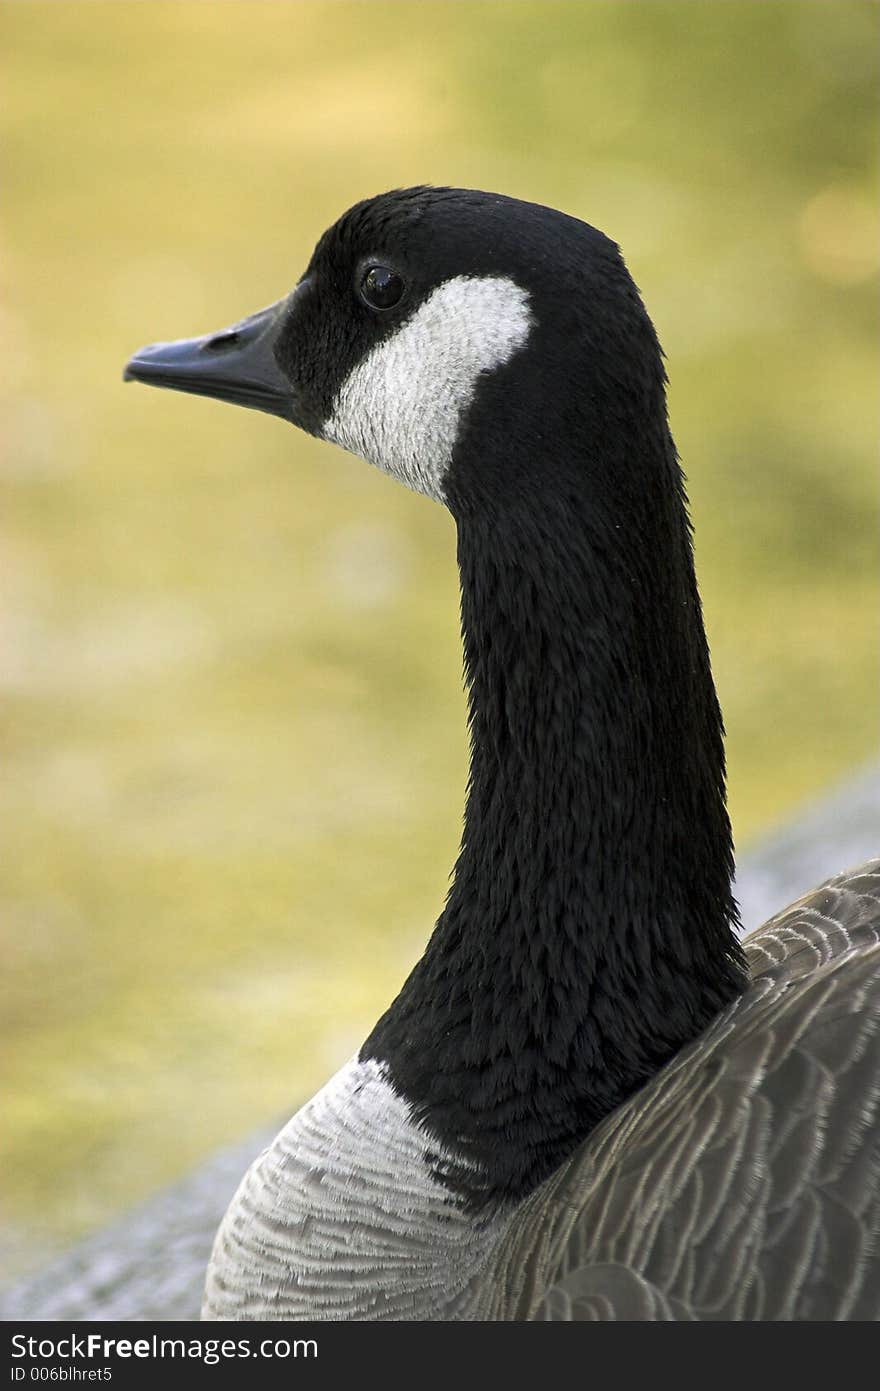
[124,187,880,1321]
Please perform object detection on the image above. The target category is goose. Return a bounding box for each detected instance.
[124,186,880,1321]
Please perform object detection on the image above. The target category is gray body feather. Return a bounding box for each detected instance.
[203,861,880,1321]
[474,862,880,1320]
[202,1057,508,1320]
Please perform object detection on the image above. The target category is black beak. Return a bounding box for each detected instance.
[123,298,295,422]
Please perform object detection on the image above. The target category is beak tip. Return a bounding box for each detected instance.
[123,350,151,384]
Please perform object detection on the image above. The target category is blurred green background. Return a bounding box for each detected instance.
[2,0,878,1275]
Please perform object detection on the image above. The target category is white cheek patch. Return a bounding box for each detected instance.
[322,275,533,502]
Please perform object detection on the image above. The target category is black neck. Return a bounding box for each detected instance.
[363,426,746,1209]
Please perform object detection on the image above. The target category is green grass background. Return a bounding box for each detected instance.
[1,0,878,1272]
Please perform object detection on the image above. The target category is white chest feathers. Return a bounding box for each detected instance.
[202,1055,508,1321]
[322,275,533,502]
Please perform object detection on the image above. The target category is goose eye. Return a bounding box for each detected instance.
[360,265,406,311]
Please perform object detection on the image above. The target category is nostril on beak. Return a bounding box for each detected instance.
[205,330,242,353]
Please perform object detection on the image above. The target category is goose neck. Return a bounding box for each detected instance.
[364,475,746,1206]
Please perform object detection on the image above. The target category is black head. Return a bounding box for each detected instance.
[125,186,667,518]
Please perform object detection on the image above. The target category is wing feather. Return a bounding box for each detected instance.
[477,862,880,1320]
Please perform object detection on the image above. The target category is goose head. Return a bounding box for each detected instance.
[125,186,667,519]
[125,187,747,1319]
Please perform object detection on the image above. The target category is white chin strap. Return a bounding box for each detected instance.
[322,275,533,502]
